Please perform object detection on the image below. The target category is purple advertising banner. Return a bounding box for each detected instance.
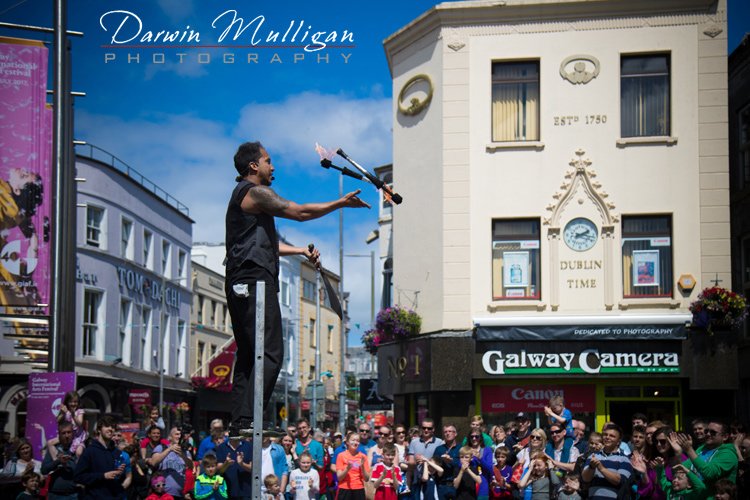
[0,37,52,315]
[26,372,77,461]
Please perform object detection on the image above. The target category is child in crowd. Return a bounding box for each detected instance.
[518,453,560,500]
[454,446,482,500]
[145,475,175,500]
[714,479,737,500]
[544,395,574,439]
[194,455,228,500]
[47,391,87,459]
[264,474,283,500]
[289,451,319,500]
[370,443,402,500]
[656,462,706,500]
[557,472,582,500]
[15,471,40,500]
[490,446,512,499]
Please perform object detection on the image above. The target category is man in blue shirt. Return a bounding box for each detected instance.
[294,419,324,470]
[582,423,632,500]
[196,419,226,460]
[434,423,461,500]
[216,437,253,500]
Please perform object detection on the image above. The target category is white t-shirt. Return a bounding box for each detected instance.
[289,468,320,500]
[261,446,274,493]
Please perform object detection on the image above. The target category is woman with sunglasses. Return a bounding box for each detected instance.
[463,431,493,500]
[367,425,393,467]
[510,428,546,498]
[634,425,679,500]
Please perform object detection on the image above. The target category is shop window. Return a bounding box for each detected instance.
[621,54,670,137]
[86,206,105,248]
[492,218,541,299]
[492,61,540,141]
[604,386,641,398]
[622,215,673,298]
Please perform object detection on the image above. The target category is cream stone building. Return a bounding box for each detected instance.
[380,0,732,429]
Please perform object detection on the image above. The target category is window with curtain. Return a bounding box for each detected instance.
[621,54,670,137]
[492,218,541,299]
[622,215,673,298]
[491,61,540,142]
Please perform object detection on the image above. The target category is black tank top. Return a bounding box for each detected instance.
[224,180,279,281]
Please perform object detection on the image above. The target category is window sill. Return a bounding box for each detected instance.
[486,141,545,152]
[487,300,547,312]
[618,298,681,310]
[616,136,677,147]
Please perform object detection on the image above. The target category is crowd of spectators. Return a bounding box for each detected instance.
[0,395,747,500]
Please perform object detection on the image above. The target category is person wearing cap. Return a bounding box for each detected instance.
[225,141,369,439]
[505,413,532,453]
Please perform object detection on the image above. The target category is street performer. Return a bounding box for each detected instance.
[225,141,369,438]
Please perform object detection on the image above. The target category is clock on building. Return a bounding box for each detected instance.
[563,217,598,251]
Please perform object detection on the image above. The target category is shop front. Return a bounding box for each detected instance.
[378,318,696,433]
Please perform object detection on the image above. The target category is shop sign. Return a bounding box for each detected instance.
[360,378,393,411]
[481,384,595,413]
[478,341,680,376]
[476,323,686,341]
[128,389,151,406]
[116,266,181,307]
[26,372,77,461]
[377,337,431,395]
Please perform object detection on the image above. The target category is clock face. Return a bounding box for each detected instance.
[563,218,598,252]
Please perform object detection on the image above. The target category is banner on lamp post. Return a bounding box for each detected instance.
[26,372,77,461]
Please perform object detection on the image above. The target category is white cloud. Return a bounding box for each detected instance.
[157,0,196,23]
[234,91,392,170]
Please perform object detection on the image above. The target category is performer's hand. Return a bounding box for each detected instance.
[304,246,320,267]
[341,190,370,209]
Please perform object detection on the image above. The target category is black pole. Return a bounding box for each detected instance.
[49,0,76,372]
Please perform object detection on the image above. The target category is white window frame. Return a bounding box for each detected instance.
[143,229,153,270]
[121,217,134,260]
[119,298,132,366]
[141,306,152,370]
[86,205,106,248]
[177,319,187,378]
[162,239,172,278]
[82,288,104,359]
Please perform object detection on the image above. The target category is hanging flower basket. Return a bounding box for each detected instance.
[362,306,422,355]
[689,286,748,334]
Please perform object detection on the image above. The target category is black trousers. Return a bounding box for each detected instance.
[226,267,283,423]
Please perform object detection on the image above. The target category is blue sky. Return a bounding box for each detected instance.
[2,0,749,346]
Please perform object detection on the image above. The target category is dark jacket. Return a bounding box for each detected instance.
[41,444,78,495]
[73,438,125,500]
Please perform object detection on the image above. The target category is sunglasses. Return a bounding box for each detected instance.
[705,429,720,436]
[551,429,565,435]
[530,436,543,441]
[154,483,166,487]
[396,430,406,435]
[422,426,434,431]
[359,429,370,433]
[380,433,391,437]
[470,435,481,439]
[656,439,669,445]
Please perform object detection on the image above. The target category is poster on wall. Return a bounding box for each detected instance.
[0,37,52,315]
[633,250,659,287]
[503,251,529,287]
[26,372,77,461]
